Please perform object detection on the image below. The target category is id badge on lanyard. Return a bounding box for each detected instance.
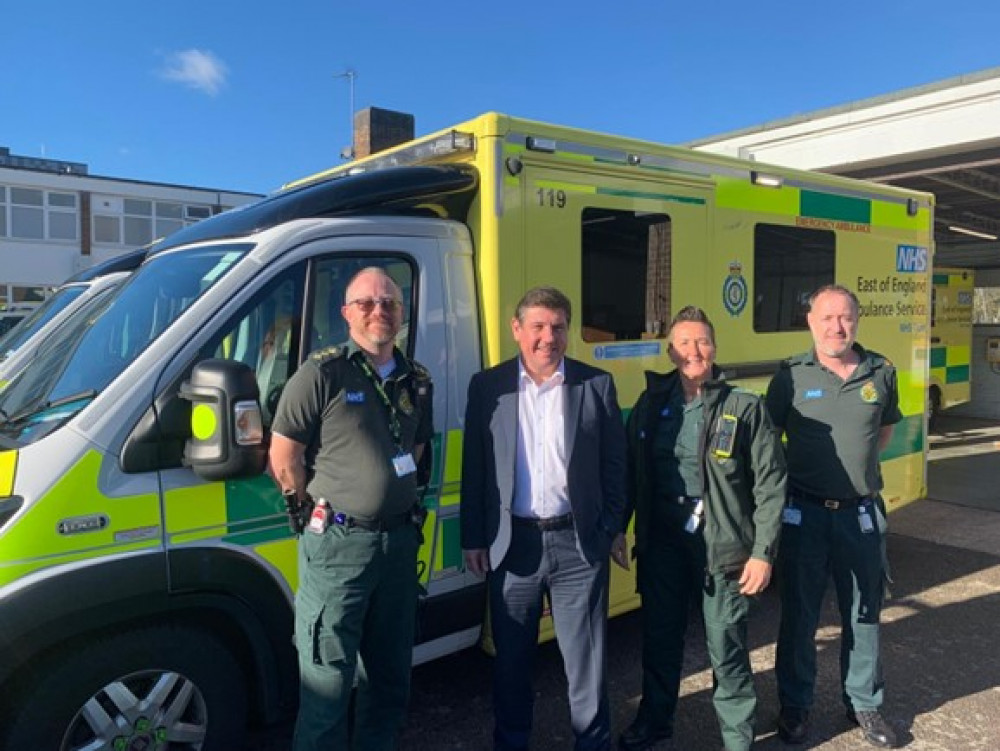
[393,452,417,477]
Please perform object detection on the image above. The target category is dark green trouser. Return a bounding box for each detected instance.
[776,497,887,713]
[636,527,756,751]
[293,521,421,751]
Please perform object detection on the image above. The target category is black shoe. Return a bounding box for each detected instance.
[776,706,809,744]
[847,709,897,748]
[619,716,672,751]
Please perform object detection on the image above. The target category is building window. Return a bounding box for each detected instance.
[0,187,78,241]
[10,187,44,239]
[93,215,121,244]
[581,208,671,342]
[48,191,78,240]
[155,201,184,241]
[753,223,835,332]
[92,195,215,246]
[123,199,153,245]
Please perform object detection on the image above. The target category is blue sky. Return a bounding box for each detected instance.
[4,0,1000,196]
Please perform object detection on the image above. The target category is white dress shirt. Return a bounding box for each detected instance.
[512,359,571,519]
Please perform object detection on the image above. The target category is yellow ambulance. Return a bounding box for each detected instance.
[929,267,974,424]
[0,113,933,750]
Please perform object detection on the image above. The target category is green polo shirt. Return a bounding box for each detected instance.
[272,341,433,519]
[765,343,901,500]
[652,390,704,501]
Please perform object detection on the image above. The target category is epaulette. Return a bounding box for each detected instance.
[407,358,431,381]
[864,348,891,369]
[310,345,345,363]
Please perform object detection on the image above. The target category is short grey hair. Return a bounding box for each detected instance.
[808,284,859,314]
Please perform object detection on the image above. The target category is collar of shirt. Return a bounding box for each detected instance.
[517,358,566,392]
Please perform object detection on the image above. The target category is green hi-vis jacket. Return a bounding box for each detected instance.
[624,368,786,575]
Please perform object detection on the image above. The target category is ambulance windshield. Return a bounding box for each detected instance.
[0,245,248,446]
[0,285,88,362]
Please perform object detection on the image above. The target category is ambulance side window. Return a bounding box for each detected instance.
[200,263,306,427]
[305,256,416,357]
[753,223,834,332]
[580,209,671,342]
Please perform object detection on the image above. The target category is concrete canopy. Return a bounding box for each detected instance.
[690,68,1000,272]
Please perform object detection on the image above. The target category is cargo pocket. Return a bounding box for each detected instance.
[295,602,326,665]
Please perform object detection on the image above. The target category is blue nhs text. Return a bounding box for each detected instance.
[896,245,928,273]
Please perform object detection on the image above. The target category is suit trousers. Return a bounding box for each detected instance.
[293,522,421,751]
[488,523,611,751]
[775,497,887,713]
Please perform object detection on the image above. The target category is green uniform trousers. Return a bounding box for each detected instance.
[776,496,887,713]
[293,521,421,751]
[636,525,757,751]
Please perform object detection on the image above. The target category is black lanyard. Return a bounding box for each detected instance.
[354,354,404,452]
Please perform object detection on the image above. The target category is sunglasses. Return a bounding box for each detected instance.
[347,296,402,313]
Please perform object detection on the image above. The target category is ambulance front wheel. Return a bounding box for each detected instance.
[2,624,247,751]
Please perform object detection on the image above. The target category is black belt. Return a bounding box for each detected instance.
[790,490,867,511]
[330,508,411,532]
[512,512,574,531]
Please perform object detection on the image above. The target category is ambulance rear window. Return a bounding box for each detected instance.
[581,208,671,342]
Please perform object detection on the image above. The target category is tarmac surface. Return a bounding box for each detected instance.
[249,414,1000,750]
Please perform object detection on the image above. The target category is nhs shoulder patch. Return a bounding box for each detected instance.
[345,391,366,403]
[803,389,824,400]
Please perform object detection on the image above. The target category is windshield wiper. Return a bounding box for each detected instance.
[3,389,98,426]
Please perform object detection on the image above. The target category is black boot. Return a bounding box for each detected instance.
[776,706,809,745]
[848,709,897,748]
[619,716,672,751]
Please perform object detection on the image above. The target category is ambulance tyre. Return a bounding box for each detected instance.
[3,624,247,751]
[929,385,942,432]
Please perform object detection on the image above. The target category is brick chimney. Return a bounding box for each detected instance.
[353,107,415,159]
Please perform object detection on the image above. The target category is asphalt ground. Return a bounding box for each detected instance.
[249,414,1000,750]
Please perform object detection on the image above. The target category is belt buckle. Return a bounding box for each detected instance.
[823,499,841,510]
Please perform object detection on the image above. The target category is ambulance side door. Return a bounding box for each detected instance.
[521,162,711,402]
[520,162,711,615]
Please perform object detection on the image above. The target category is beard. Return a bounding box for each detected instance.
[818,340,852,357]
[363,324,396,347]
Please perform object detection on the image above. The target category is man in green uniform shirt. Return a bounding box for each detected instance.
[270,267,433,751]
[766,284,899,748]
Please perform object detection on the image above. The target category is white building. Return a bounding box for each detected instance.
[0,146,261,311]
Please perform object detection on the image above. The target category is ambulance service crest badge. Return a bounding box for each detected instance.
[398,388,414,415]
[860,381,879,404]
[722,260,748,317]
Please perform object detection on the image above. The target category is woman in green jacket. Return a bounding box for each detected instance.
[618,306,786,751]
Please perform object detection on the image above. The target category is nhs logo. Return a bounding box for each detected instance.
[896,245,928,273]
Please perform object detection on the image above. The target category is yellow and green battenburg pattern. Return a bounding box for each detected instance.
[931,272,972,388]
[0,451,161,587]
[163,431,462,588]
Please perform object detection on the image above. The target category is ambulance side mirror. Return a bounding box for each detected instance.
[178,359,267,481]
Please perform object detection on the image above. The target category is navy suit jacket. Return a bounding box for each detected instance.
[460,356,627,569]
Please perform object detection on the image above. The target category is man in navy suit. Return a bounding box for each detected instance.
[461,286,629,751]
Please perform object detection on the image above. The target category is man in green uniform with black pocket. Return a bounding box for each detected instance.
[766,284,900,748]
[269,266,433,751]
